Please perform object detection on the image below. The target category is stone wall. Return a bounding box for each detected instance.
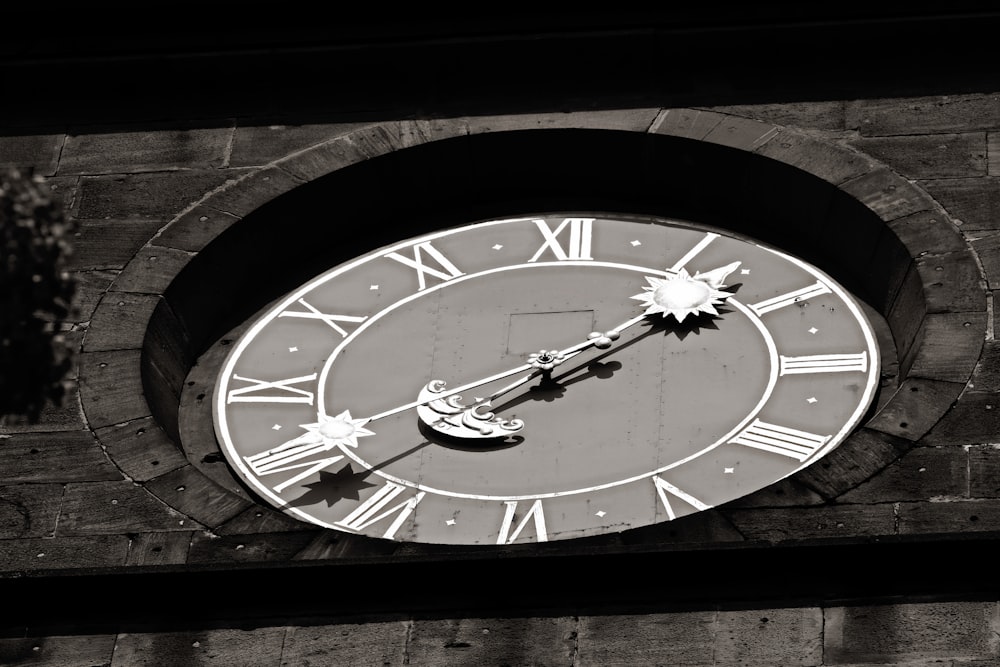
[2,91,1000,665]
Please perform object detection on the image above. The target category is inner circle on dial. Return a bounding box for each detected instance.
[321,263,775,499]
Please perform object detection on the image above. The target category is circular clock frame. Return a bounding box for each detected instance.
[113,120,984,553]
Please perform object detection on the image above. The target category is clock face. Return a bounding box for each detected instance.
[212,214,880,545]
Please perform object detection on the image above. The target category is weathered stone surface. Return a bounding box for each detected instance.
[110,627,285,667]
[915,249,986,314]
[58,480,194,535]
[578,612,716,666]
[109,245,193,295]
[715,607,823,666]
[970,445,1000,498]
[200,166,303,218]
[68,269,116,323]
[724,504,896,542]
[841,167,936,222]
[990,131,1000,176]
[866,378,965,442]
[65,219,165,270]
[825,601,1000,663]
[0,633,116,667]
[756,132,875,185]
[78,350,150,429]
[708,100,847,131]
[0,534,128,572]
[124,530,195,567]
[0,384,86,434]
[186,530,317,564]
[850,133,988,180]
[920,176,1000,231]
[229,121,367,167]
[282,621,409,666]
[907,312,985,383]
[619,509,746,547]
[966,340,1000,393]
[143,464,250,529]
[922,390,1000,446]
[0,484,64,538]
[838,446,970,503]
[898,499,1000,534]
[407,617,577,667]
[0,431,120,484]
[153,205,241,253]
[75,171,232,219]
[213,504,310,536]
[650,108,724,140]
[466,108,659,134]
[848,93,1000,136]
[61,124,232,174]
[96,417,188,482]
[888,209,970,255]
[0,133,63,176]
[969,230,1000,289]
[82,292,159,352]
[291,528,399,561]
[795,427,910,499]
[703,115,781,151]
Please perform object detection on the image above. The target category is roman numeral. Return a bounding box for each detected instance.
[335,481,426,540]
[652,476,711,520]
[278,299,367,338]
[385,241,464,290]
[749,280,832,316]
[669,232,719,272]
[497,499,549,544]
[779,352,869,375]
[528,217,594,262]
[226,373,317,405]
[243,431,344,492]
[729,419,831,461]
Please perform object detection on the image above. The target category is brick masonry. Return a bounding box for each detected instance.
[2,88,1000,664]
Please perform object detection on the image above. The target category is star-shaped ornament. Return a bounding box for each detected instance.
[299,410,375,449]
[631,261,741,321]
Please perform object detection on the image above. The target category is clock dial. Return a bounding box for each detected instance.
[213,214,880,545]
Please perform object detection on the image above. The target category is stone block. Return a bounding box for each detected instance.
[0,383,86,434]
[65,219,165,270]
[0,634,115,667]
[915,248,986,314]
[709,100,847,131]
[715,607,823,666]
[124,530,195,567]
[898,499,1000,534]
[61,124,232,174]
[201,166,303,218]
[578,612,716,666]
[888,209,970,255]
[0,431,120,484]
[75,171,232,220]
[111,627,285,667]
[153,205,240,253]
[920,176,1000,231]
[847,93,1000,136]
[186,530,317,564]
[0,535,128,572]
[282,621,409,666]
[725,503,896,542]
[841,167,935,222]
[213,504,309,536]
[650,108,724,140]
[703,115,781,150]
[838,446,970,503]
[0,132,63,176]
[966,340,1000,392]
[58,479,193,535]
[825,601,1000,663]
[990,131,1000,176]
[795,427,910,499]
[922,390,1000,446]
[68,269,116,323]
[143,464,250,529]
[866,377,965,442]
[109,245,193,295]
[756,132,876,185]
[850,133,988,179]
[0,484,64,538]
[82,292,160,352]
[907,312,985,383]
[230,121,369,167]
[969,230,1000,289]
[78,349,151,428]
[466,108,659,134]
[96,417,188,482]
[970,445,1000,498]
[407,617,577,667]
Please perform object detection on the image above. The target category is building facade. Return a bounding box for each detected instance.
[2,9,1000,666]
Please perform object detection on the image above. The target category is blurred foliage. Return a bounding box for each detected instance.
[0,168,77,425]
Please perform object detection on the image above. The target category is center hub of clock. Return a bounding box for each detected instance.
[654,280,711,309]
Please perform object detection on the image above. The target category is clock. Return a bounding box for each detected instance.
[212,213,880,545]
